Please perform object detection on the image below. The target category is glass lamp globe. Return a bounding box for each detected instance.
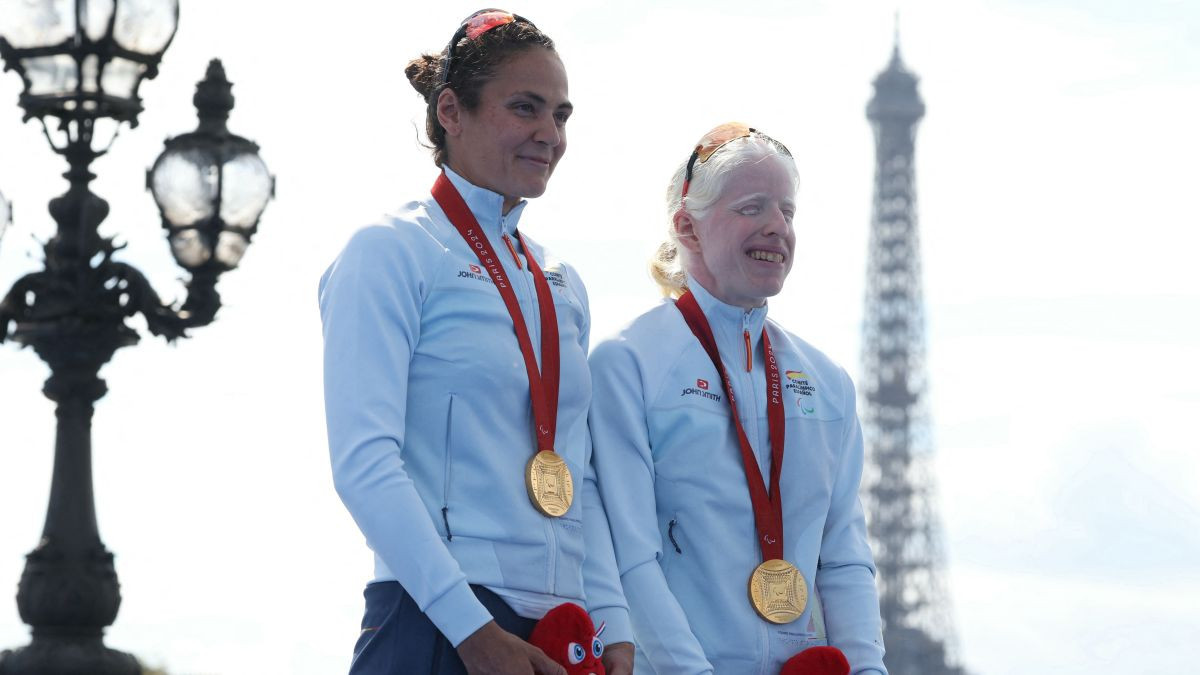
[148,60,273,271]
[0,0,179,125]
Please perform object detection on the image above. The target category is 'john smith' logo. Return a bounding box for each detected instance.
[457,264,492,283]
[681,377,721,402]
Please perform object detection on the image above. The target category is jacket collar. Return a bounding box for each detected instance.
[441,166,527,238]
[685,275,769,351]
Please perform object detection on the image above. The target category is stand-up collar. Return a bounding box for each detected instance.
[685,275,769,351]
[441,166,527,238]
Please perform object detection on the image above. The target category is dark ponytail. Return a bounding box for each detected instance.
[405,20,555,167]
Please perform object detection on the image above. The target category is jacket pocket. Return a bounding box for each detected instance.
[667,516,683,555]
[660,512,683,577]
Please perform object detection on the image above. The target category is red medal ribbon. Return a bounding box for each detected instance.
[675,291,785,561]
[432,173,560,452]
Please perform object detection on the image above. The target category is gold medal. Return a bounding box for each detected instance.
[748,559,807,624]
[525,450,574,517]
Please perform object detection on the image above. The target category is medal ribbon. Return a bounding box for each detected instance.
[432,173,560,452]
[675,291,786,561]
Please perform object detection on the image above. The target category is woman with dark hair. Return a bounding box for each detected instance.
[319,10,633,674]
[589,123,888,674]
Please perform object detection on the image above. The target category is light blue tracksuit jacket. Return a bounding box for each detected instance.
[589,279,886,674]
[319,168,631,648]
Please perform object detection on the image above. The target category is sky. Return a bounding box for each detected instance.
[1,0,1198,673]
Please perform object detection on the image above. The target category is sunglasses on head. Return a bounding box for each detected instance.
[682,122,792,199]
[440,8,536,85]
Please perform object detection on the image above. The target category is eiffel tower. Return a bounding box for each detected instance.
[860,31,968,675]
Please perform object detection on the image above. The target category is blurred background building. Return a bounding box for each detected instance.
[859,34,969,675]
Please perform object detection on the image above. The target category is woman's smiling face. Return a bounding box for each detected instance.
[679,154,798,308]
[443,47,572,212]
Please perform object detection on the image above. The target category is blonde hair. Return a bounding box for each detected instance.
[650,134,797,298]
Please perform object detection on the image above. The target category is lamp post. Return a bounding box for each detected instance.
[0,2,273,672]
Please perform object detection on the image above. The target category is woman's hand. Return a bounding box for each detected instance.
[601,641,635,675]
[457,621,566,675]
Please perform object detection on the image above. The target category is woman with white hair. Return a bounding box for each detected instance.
[589,123,888,674]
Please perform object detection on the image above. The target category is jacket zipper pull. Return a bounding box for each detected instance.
[744,329,752,372]
[502,233,523,269]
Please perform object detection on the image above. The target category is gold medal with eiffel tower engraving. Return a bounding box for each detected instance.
[748,559,808,624]
[525,450,574,517]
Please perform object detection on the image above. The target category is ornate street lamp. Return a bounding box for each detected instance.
[0,3,271,673]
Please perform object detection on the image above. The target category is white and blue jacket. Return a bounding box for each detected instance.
[319,168,631,648]
[589,279,886,674]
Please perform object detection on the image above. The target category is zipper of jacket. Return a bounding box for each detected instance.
[546,519,559,593]
[745,310,775,613]
[757,624,771,675]
[502,215,560,590]
[536,258,556,593]
[742,310,765,457]
[505,218,542,373]
[507,218,545,380]
[742,310,755,373]
[502,232,523,269]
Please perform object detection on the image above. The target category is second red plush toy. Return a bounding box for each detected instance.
[780,645,851,675]
[528,602,607,675]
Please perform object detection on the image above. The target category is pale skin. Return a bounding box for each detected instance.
[437,46,635,675]
[674,155,799,308]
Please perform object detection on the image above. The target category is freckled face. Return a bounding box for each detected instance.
[682,156,797,308]
[447,48,571,211]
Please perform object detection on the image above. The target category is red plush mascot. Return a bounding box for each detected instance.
[780,645,850,675]
[529,602,607,675]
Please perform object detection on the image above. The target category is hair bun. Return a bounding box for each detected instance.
[404,53,442,101]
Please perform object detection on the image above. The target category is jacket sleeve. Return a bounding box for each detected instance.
[816,370,888,674]
[319,224,492,647]
[589,339,715,674]
[570,273,636,645]
[581,434,635,645]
